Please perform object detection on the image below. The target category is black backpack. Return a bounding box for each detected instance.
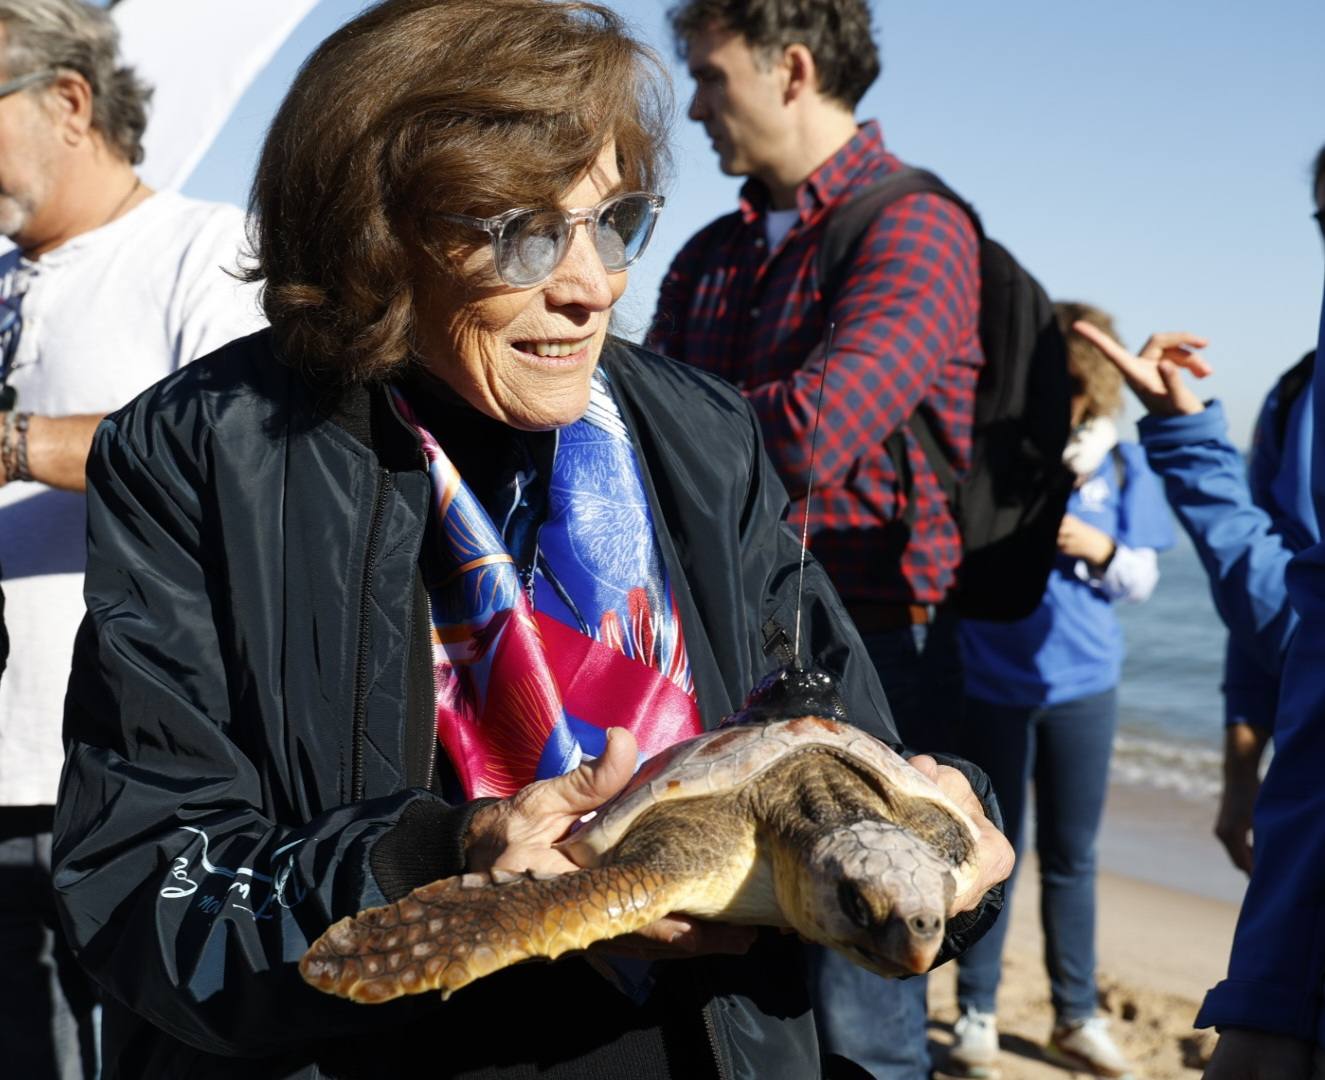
[817,168,1073,622]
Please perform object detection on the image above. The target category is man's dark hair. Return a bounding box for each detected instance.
[668,0,879,109]
[1313,142,1325,205]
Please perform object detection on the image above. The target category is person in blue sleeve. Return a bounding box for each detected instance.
[1217,147,1323,875]
[1216,347,1317,873]
[1071,148,1324,884]
[947,303,1174,1079]
[1075,285,1325,1078]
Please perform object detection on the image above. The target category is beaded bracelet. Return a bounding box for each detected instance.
[12,411,31,481]
[0,411,32,483]
[0,411,14,484]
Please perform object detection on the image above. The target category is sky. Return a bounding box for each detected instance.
[177,0,1325,447]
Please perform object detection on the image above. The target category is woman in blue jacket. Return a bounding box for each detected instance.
[948,303,1174,1078]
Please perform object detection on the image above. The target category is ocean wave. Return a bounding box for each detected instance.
[1110,733,1222,801]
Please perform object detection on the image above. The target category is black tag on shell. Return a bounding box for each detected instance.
[721,666,848,726]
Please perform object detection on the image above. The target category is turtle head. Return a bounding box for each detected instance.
[795,821,954,977]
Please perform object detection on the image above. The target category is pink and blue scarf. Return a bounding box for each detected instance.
[391,373,701,799]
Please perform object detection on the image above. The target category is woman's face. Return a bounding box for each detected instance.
[415,144,628,431]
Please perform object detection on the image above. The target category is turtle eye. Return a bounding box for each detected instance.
[837,882,872,929]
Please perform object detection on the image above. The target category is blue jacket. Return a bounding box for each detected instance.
[1222,363,1318,730]
[961,442,1172,707]
[1193,283,1325,1041]
[1137,401,1303,678]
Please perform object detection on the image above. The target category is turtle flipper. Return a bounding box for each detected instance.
[300,865,691,1004]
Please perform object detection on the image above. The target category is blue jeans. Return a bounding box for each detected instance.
[0,809,99,1080]
[950,688,1118,1022]
[810,613,964,1080]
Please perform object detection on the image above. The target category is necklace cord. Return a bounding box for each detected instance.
[101,176,141,230]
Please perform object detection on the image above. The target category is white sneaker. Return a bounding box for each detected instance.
[1047,1016,1132,1078]
[948,1007,1000,1078]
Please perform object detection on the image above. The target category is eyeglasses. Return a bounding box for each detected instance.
[0,69,56,101]
[440,191,665,288]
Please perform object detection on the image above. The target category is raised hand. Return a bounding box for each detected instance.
[1073,321,1212,417]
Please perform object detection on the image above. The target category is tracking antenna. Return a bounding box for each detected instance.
[792,321,835,666]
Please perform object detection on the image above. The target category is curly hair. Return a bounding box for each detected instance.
[668,0,879,109]
[0,0,151,165]
[244,0,671,385]
[1055,301,1125,423]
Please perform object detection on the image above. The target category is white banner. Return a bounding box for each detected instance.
[113,0,321,191]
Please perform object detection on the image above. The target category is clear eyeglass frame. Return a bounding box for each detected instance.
[0,69,57,101]
[439,191,665,288]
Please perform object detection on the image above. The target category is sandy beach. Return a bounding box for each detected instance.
[926,779,1246,1079]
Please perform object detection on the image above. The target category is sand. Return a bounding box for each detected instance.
[925,781,1246,1079]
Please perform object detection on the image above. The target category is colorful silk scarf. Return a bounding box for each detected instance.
[391,372,702,800]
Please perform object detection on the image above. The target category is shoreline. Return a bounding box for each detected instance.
[927,779,1244,1077]
[1096,779,1248,906]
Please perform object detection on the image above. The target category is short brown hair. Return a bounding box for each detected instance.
[668,0,879,109]
[1055,301,1125,423]
[245,0,670,385]
[0,0,151,164]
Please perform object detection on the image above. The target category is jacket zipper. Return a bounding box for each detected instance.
[701,996,729,1080]
[416,571,437,792]
[351,467,392,802]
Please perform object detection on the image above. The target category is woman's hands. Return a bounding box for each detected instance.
[464,727,756,958]
[1058,513,1116,569]
[908,755,1015,915]
[1073,321,1212,417]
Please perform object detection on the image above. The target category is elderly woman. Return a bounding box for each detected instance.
[51,2,1008,1078]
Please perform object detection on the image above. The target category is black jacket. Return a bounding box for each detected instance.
[52,332,979,1079]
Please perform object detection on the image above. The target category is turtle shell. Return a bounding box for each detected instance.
[558,712,982,894]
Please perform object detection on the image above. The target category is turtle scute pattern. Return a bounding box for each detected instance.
[299,863,681,1004]
[560,715,974,873]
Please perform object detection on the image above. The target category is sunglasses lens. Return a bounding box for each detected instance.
[596,195,657,271]
[499,209,565,287]
[493,195,659,285]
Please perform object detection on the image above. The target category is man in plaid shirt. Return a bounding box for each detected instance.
[649,2,984,1077]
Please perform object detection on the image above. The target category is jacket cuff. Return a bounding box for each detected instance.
[1196,978,1323,1041]
[1137,399,1227,448]
[368,795,499,902]
[905,750,1007,970]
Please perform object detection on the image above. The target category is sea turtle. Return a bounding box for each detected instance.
[300,668,983,1004]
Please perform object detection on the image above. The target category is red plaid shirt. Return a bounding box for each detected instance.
[647,122,983,605]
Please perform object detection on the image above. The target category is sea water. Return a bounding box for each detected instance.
[1114,528,1228,801]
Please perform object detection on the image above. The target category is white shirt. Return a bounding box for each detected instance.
[0,190,266,805]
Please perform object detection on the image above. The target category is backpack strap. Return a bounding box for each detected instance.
[817,168,980,518]
[817,168,984,304]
